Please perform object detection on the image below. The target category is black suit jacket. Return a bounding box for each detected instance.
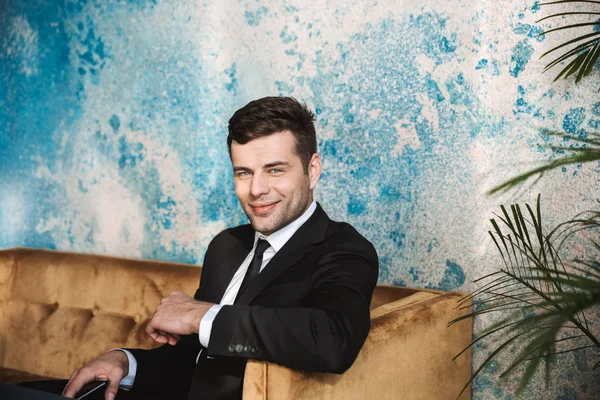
[128,204,379,400]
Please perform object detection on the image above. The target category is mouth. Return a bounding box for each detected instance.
[250,201,279,215]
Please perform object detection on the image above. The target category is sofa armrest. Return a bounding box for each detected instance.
[242,292,472,400]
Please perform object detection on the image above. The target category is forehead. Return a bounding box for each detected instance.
[231,131,299,165]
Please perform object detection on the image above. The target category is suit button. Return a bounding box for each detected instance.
[235,344,244,353]
[251,347,257,353]
[228,344,235,353]
[244,345,251,352]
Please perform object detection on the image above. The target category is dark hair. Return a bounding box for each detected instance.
[227,96,317,173]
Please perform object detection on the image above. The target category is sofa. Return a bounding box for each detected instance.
[0,247,472,399]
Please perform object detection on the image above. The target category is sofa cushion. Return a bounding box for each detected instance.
[0,248,201,379]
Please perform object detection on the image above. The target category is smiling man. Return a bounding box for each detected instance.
[232,129,318,236]
[56,97,379,400]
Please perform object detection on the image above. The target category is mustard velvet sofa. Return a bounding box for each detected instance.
[0,248,472,399]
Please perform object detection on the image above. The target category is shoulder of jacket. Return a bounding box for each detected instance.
[207,223,253,249]
[325,221,376,252]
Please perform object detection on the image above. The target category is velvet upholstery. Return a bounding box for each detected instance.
[0,248,471,399]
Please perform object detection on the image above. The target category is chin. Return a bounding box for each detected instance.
[249,220,275,235]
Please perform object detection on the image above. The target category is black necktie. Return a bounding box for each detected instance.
[236,238,270,301]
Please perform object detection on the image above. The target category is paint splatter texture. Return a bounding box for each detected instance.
[2,1,600,398]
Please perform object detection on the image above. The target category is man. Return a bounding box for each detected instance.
[56,97,378,400]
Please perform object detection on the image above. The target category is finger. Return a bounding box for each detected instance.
[168,334,180,346]
[63,368,94,398]
[146,319,157,336]
[105,379,120,400]
[166,331,180,345]
[157,331,177,344]
[62,371,79,398]
[147,325,168,343]
[150,332,168,343]
[104,358,129,400]
[69,369,80,381]
[146,321,168,339]
[150,329,179,345]
[163,330,179,342]
[147,316,173,335]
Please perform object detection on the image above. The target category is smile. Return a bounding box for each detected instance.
[250,202,279,215]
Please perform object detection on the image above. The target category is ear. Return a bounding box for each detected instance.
[308,153,322,190]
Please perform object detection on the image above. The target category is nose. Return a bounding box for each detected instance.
[250,172,270,198]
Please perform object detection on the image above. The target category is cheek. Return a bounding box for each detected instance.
[234,181,247,200]
[274,176,307,198]
[270,179,294,197]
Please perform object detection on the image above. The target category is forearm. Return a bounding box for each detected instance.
[126,334,200,393]
[207,302,371,373]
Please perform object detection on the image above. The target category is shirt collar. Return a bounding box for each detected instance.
[253,200,317,252]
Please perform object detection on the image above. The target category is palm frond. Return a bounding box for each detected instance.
[542,22,600,36]
[451,197,600,398]
[536,1,600,82]
[537,12,600,24]
[488,132,600,195]
[542,38,598,71]
[538,1,600,6]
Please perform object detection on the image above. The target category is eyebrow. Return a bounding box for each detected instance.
[232,161,290,172]
[263,161,290,169]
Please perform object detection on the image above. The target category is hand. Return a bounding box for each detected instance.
[62,350,129,400]
[146,290,215,345]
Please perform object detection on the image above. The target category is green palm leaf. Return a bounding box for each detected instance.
[537,1,600,82]
[538,1,600,6]
[537,12,600,24]
[488,132,600,195]
[450,196,600,398]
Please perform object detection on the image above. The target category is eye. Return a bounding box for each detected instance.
[268,168,283,174]
[236,171,252,178]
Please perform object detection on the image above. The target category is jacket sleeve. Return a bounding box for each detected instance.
[206,239,378,373]
[126,333,201,394]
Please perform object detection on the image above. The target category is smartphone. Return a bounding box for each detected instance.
[75,380,108,400]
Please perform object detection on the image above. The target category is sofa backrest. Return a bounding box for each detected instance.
[0,248,201,379]
[0,248,442,380]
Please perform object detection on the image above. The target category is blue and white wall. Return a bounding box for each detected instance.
[2,0,599,398]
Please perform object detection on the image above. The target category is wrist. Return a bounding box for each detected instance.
[186,303,209,334]
[109,350,129,375]
[191,302,215,334]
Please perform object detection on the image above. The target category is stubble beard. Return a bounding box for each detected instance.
[246,190,312,235]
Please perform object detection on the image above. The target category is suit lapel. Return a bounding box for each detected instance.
[236,204,330,305]
[204,225,254,303]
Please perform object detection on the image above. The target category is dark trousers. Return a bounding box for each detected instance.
[18,380,184,400]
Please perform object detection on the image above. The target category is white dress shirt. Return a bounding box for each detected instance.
[119,200,317,387]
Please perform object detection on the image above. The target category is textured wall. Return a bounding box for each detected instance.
[1,0,600,398]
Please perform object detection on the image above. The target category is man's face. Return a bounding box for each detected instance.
[231,131,321,235]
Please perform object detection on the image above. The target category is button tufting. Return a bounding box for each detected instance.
[133,313,142,324]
